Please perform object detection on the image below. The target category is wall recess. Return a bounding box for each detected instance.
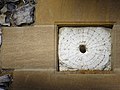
[57,25,112,72]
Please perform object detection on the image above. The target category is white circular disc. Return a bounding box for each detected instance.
[58,27,111,71]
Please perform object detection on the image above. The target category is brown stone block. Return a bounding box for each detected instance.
[35,0,120,25]
[10,71,120,90]
[1,26,55,69]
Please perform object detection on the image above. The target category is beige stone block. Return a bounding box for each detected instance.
[10,71,120,90]
[35,0,120,25]
[1,26,55,69]
[112,25,120,69]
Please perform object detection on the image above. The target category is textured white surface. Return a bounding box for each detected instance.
[58,27,111,71]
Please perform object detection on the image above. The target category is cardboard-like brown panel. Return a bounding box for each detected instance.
[112,25,120,69]
[35,0,120,25]
[10,71,120,90]
[1,26,55,69]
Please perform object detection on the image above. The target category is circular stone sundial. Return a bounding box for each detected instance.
[58,27,111,71]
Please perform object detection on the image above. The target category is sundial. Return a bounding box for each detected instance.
[58,27,111,71]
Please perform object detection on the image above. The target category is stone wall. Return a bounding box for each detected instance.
[0,0,120,72]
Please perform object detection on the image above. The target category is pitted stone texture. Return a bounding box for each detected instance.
[0,4,7,13]
[5,0,19,3]
[0,0,4,10]
[7,2,17,12]
[0,34,1,47]
[0,74,13,90]
[0,14,10,26]
[58,27,111,71]
[23,0,36,4]
[0,26,2,47]
[13,4,35,26]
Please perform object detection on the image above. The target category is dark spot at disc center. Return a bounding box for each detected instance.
[79,45,86,53]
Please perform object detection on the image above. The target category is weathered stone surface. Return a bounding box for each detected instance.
[23,0,35,4]
[0,2,16,26]
[13,4,35,26]
[5,12,11,24]
[0,0,4,10]
[59,27,111,71]
[0,26,2,47]
[0,14,10,26]
[0,0,35,26]
[0,4,7,13]
[5,0,19,3]
[7,2,17,12]
[0,74,13,90]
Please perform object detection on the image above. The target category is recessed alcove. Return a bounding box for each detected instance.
[55,22,114,73]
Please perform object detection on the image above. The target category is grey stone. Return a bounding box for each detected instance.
[23,0,35,4]
[5,12,11,24]
[0,25,2,47]
[7,2,17,12]
[0,75,11,83]
[0,14,10,26]
[0,0,4,10]
[4,0,19,3]
[13,4,35,26]
[0,0,35,26]
[0,74,13,90]
[0,4,7,13]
